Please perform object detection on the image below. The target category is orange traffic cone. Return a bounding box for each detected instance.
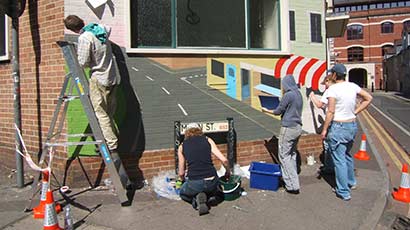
[43,189,63,230]
[33,170,61,219]
[354,134,370,161]
[392,164,410,203]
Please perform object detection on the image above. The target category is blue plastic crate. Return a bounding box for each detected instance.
[249,162,282,191]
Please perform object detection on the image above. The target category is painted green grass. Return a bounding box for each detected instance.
[66,67,126,158]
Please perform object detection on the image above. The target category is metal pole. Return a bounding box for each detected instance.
[174,121,181,175]
[12,14,24,188]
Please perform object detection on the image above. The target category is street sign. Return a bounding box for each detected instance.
[180,121,229,134]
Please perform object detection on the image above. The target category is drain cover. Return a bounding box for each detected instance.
[391,215,410,230]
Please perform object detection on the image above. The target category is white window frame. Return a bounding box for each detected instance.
[0,15,9,61]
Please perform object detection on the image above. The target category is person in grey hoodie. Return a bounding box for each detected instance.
[262,75,303,194]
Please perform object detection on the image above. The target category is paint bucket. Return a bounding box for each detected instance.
[219,175,242,201]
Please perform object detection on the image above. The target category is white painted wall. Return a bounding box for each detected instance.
[65,0,127,46]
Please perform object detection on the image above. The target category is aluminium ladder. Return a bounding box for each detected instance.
[26,41,130,209]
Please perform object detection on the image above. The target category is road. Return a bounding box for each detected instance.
[125,57,280,150]
[359,91,410,229]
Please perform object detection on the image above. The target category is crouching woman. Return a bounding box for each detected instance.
[178,124,231,215]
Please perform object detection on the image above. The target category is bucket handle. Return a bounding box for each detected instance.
[222,182,241,194]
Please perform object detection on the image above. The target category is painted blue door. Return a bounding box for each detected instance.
[241,69,250,101]
[226,64,237,99]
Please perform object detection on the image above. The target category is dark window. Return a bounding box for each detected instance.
[131,0,172,47]
[261,73,280,88]
[404,20,410,31]
[340,7,345,12]
[335,7,340,13]
[381,22,394,33]
[310,13,322,43]
[347,25,363,40]
[348,47,364,62]
[0,15,6,58]
[381,45,394,57]
[211,60,224,78]
[289,10,295,41]
[131,0,280,50]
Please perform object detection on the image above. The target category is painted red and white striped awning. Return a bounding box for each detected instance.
[274,55,327,91]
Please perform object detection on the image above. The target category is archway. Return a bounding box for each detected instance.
[348,68,367,88]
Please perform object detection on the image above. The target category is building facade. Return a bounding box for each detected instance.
[330,0,410,90]
[0,0,329,187]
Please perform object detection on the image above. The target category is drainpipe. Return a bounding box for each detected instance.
[11,1,24,188]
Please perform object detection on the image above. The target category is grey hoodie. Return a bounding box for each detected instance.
[273,75,303,127]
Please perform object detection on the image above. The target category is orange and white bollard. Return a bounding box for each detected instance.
[354,134,371,161]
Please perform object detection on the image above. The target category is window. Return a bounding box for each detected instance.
[0,15,8,61]
[347,25,363,40]
[381,22,394,33]
[310,13,322,43]
[381,45,394,57]
[391,2,398,7]
[348,47,364,62]
[404,20,410,31]
[211,60,224,78]
[289,10,295,41]
[130,0,281,50]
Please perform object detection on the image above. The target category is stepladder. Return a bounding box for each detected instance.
[26,41,131,209]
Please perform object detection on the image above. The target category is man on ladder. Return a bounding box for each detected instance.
[63,15,131,189]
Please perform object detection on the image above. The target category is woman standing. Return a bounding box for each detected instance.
[321,64,372,201]
[263,75,303,194]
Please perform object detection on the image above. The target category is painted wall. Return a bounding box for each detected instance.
[65,0,127,47]
[289,1,326,60]
[207,55,328,134]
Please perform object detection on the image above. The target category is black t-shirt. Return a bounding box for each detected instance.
[182,136,217,180]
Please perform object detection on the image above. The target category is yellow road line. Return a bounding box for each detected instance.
[362,109,410,217]
[360,110,402,170]
[364,110,410,166]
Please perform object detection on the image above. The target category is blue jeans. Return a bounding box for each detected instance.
[328,121,358,199]
[322,139,334,172]
[179,177,223,209]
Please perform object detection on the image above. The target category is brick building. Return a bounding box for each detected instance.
[0,0,331,188]
[330,0,410,90]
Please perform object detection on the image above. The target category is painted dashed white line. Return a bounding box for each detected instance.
[180,77,191,84]
[145,76,154,81]
[132,67,139,72]
[178,104,188,116]
[161,87,170,95]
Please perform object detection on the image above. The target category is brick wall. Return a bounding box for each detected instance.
[0,1,66,170]
[333,9,410,89]
[52,134,323,188]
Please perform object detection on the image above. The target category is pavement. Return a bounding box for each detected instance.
[0,131,388,230]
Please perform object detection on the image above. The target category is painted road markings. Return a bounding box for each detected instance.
[145,76,154,81]
[132,67,139,72]
[178,104,188,116]
[161,87,170,95]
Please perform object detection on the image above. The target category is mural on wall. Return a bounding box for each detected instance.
[207,55,328,134]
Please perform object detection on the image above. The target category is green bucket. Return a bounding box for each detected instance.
[219,175,242,201]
